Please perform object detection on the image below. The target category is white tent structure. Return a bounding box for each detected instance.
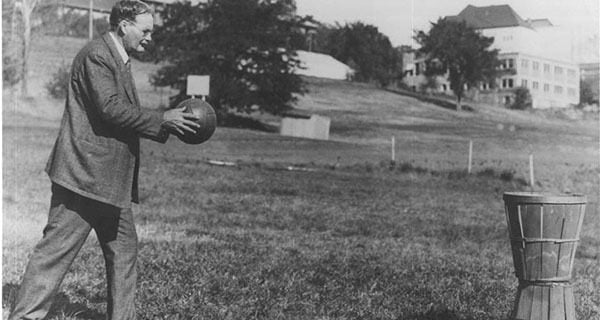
[294,50,354,80]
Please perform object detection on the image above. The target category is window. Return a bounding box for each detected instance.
[521,79,528,87]
[502,78,514,88]
[532,81,539,90]
[544,64,551,73]
[568,88,576,96]
[442,84,448,91]
[507,59,514,69]
[500,59,515,69]
[480,82,493,90]
[521,59,529,69]
[567,69,576,78]
[415,63,420,75]
[543,83,550,92]
[532,61,540,71]
[555,66,563,75]
[554,86,563,94]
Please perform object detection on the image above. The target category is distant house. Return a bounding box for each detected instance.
[294,50,354,80]
[403,5,581,109]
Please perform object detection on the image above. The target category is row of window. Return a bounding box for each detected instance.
[409,59,577,79]
[499,78,577,96]
[518,58,577,77]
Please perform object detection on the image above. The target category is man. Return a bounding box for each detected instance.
[8,1,199,319]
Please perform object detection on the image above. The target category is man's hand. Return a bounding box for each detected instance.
[162,107,201,135]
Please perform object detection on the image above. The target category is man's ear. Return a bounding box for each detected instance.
[117,21,127,36]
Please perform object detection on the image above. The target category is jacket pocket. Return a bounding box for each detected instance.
[78,138,112,160]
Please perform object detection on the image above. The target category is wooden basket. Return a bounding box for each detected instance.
[503,192,586,320]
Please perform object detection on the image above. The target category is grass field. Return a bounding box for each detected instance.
[3,37,600,319]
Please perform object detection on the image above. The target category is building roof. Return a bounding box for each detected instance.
[446,4,531,29]
[526,19,553,28]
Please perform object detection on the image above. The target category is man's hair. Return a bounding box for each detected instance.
[109,1,154,29]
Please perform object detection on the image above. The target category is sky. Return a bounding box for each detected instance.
[295,0,600,48]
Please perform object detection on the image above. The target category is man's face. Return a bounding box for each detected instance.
[121,13,154,53]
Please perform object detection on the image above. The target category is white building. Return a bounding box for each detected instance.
[403,5,581,109]
[294,50,354,80]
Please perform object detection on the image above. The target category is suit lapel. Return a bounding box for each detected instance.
[102,34,140,107]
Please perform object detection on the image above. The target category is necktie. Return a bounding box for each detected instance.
[124,60,139,105]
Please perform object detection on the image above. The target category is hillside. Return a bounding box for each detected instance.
[4,35,599,185]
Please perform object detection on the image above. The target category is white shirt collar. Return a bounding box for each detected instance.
[109,31,129,65]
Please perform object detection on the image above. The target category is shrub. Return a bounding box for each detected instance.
[499,169,515,181]
[2,55,20,87]
[579,79,598,106]
[46,63,71,99]
[447,170,468,180]
[477,168,496,177]
[510,87,532,110]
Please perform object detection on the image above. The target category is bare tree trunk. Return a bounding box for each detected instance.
[19,0,39,97]
[10,0,18,43]
[456,95,462,111]
[21,10,30,96]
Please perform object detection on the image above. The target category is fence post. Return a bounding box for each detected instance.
[529,154,535,187]
[468,140,473,174]
[391,136,396,162]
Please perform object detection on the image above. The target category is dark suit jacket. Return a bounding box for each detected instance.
[46,33,168,208]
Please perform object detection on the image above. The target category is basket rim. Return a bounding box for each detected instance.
[503,192,586,204]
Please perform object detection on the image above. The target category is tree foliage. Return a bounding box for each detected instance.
[45,63,71,99]
[415,19,500,110]
[580,79,598,105]
[510,87,532,110]
[324,22,401,87]
[151,0,306,116]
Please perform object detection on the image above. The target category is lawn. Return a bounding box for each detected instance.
[3,67,599,319]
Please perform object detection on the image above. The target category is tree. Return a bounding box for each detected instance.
[580,79,598,106]
[3,0,21,88]
[18,0,40,96]
[415,19,500,111]
[324,22,401,87]
[510,87,532,110]
[151,0,306,116]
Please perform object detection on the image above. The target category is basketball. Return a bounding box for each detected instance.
[175,98,217,145]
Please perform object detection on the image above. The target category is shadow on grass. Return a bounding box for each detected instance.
[385,88,475,112]
[219,113,279,132]
[2,283,105,319]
